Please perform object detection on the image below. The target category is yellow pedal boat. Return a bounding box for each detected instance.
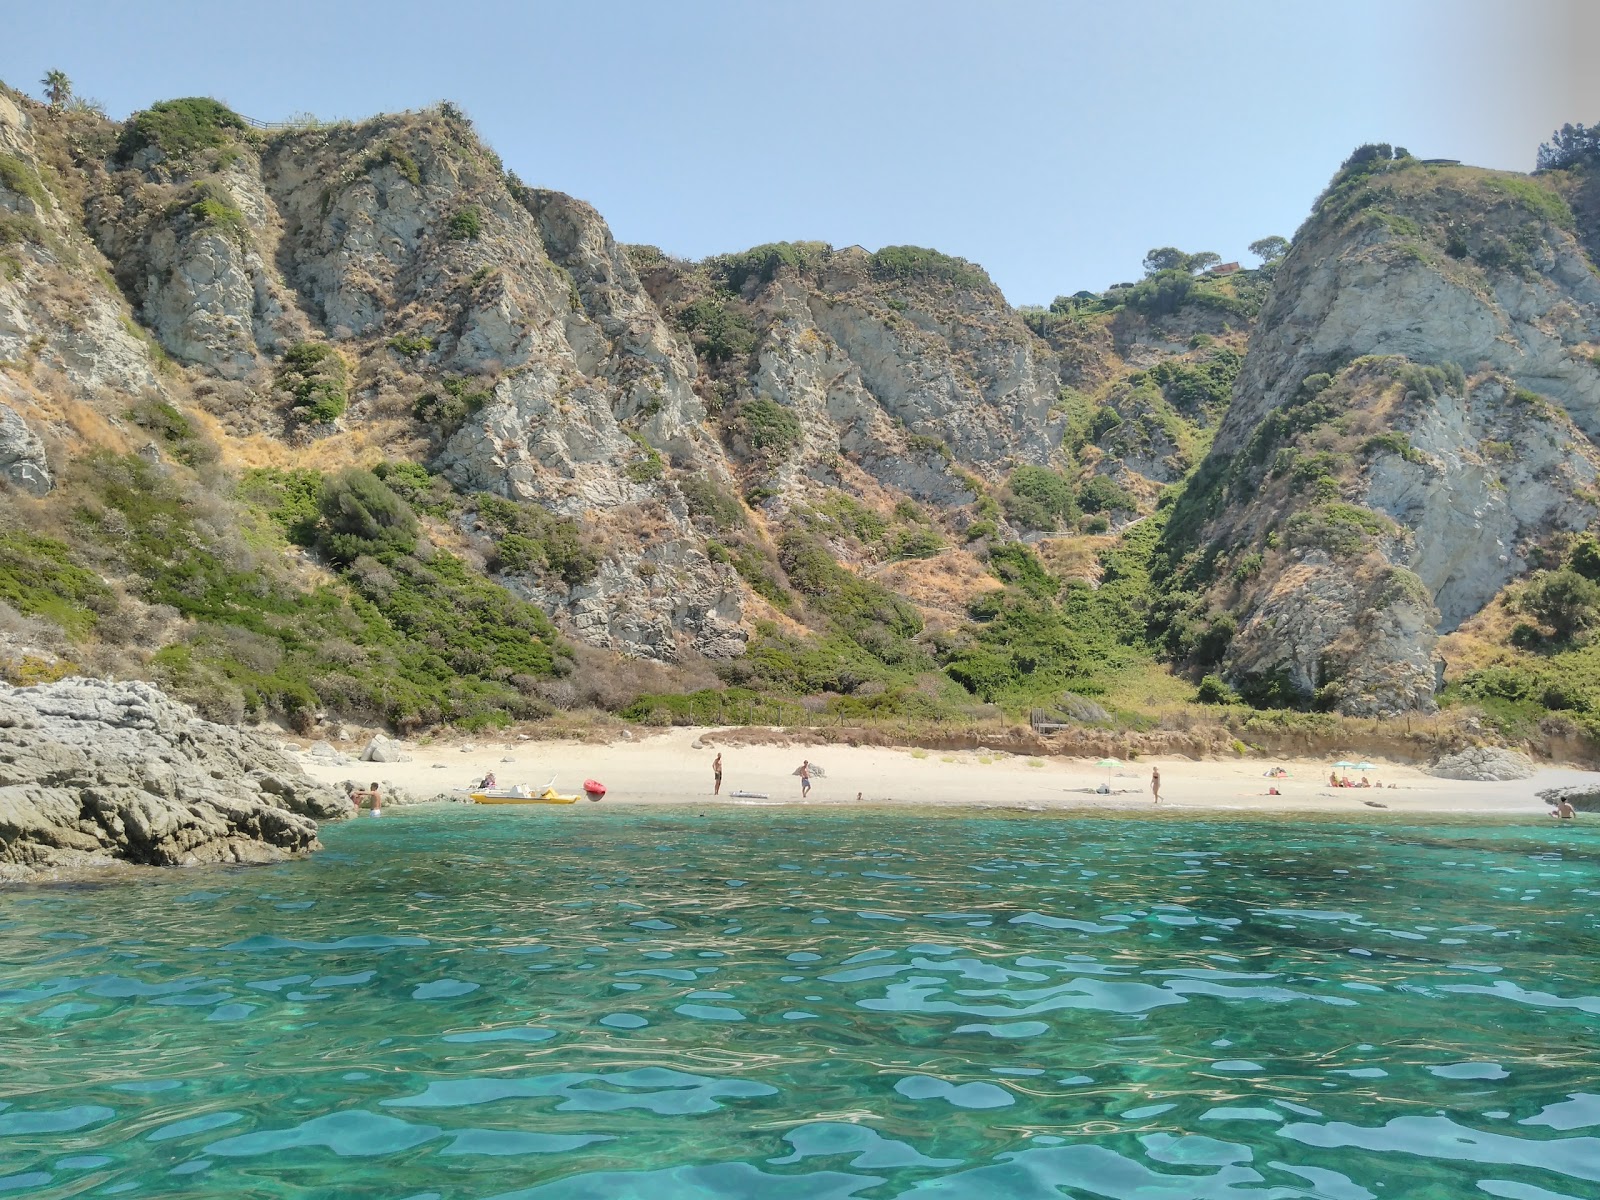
[471,786,580,806]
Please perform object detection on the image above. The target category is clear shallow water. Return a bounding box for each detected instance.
[2,808,1598,1200]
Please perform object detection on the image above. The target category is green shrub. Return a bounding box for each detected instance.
[1233,667,1308,709]
[475,494,600,586]
[415,376,493,432]
[1121,269,1193,316]
[1148,350,1242,419]
[119,97,245,161]
[317,469,419,564]
[1003,466,1078,531]
[779,532,923,657]
[1521,569,1600,641]
[624,431,665,482]
[678,474,746,531]
[1077,474,1137,514]
[812,492,888,544]
[1284,502,1391,556]
[126,395,215,468]
[447,205,483,240]
[371,461,457,518]
[716,241,830,291]
[891,527,945,559]
[735,396,801,455]
[964,519,998,543]
[677,297,756,364]
[73,453,566,730]
[278,342,350,423]
[869,245,990,290]
[906,433,954,461]
[238,467,324,545]
[387,333,434,358]
[1482,175,1575,229]
[1195,674,1236,704]
[0,153,50,210]
[1363,431,1426,464]
[364,144,422,187]
[0,531,111,639]
[1568,536,1600,581]
[985,543,1058,598]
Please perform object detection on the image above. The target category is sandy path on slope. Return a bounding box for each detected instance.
[292,728,1596,818]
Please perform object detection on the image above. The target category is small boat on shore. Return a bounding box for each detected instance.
[471,785,579,806]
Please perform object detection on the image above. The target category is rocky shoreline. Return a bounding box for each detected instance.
[0,678,348,881]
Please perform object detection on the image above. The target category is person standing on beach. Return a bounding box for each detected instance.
[1150,767,1161,805]
[800,760,812,799]
[712,753,723,796]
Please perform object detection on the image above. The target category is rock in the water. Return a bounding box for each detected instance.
[1537,785,1600,812]
[0,678,347,877]
[361,734,404,763]
[1425,746,1535,782]
[0,402,51,496]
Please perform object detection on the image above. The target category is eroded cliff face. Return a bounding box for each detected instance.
[15,84,1596,726]
[1172,155,1600,714]
[0,90,1101,672]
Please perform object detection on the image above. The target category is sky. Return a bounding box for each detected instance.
[4,1,1598,304]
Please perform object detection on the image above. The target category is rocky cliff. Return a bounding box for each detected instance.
[1162,148,1600,715]
[6,82,1600,735]
[0,678,345,878]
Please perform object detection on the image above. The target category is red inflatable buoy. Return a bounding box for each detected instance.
[583,779,607,800]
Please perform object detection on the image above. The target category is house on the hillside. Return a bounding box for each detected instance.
[1205,261,1241,276]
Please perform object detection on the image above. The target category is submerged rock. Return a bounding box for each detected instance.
[0,678,348,877]
[1425,746,1536,782]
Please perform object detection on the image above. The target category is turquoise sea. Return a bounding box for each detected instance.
[1,806,1597,1199]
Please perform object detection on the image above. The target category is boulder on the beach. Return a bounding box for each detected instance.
[0,678,348,878]
[307,740,351,765]
[1424,746,1535,782]
[361,734,406,763]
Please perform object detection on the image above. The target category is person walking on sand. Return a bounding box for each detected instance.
[800,760,812,799]
[352,781,383,817]
[1151,767,1161,805]
[712,753,723,796]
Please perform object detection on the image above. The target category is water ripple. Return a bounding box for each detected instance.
[0,807,1595,1196]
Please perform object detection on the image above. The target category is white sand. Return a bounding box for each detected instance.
[294,728,1595,817]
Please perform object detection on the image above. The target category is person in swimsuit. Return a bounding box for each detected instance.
[712,753,722,796]
[352,781,383,817]
[1150,767,1161,804]
[800,760,811,799]
[1553,797,1576,820]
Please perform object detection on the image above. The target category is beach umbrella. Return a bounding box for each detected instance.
[1094,757,1121,783]
[1332,760,1357,769]
[1353,761,1376,771]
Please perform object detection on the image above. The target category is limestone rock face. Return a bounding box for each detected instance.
[1426,746,1536,781]
[0,400,50,495]
[1226,552,1441,715]
[0,92,168,400]
[1180,161,1600,713]
[0,678,347,877]
[85,150,298,379]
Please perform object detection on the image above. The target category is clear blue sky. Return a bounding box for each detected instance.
[4,1,1594,303]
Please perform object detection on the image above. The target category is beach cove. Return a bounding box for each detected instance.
[294,727,1595,818]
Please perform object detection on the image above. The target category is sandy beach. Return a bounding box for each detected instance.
[292,727,1597,817]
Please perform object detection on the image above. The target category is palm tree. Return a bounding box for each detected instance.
[40,70,71,112]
